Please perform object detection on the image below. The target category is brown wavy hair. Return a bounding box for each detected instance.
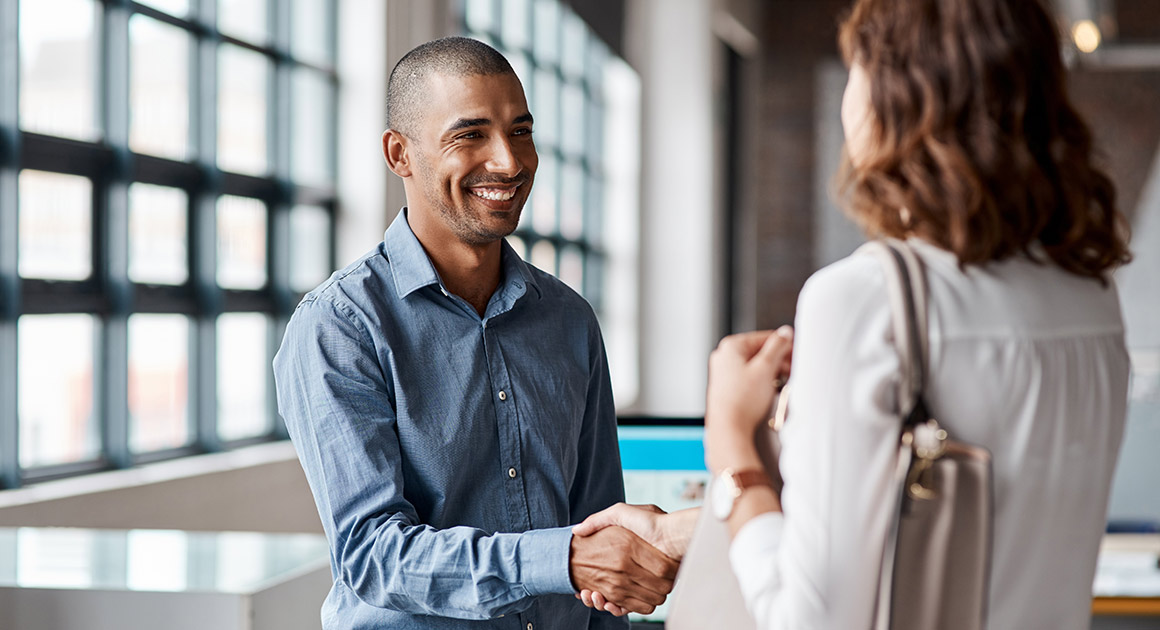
[837,0,1131,280]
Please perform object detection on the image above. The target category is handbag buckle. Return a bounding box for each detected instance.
[904,419,947,500]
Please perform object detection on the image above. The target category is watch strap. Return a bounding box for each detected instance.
[729,468,773,492]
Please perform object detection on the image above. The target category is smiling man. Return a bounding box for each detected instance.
[273,37,677,630]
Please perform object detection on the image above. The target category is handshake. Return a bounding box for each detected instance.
[568,503,700,617]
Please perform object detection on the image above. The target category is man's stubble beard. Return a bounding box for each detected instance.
[414,150,528,246]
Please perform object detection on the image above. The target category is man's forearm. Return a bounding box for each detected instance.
[336,518,576,619]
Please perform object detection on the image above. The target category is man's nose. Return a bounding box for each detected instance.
[485,136,523,177]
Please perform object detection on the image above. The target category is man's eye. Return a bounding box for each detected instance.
[513,128,533,136]
[458,131,483,139]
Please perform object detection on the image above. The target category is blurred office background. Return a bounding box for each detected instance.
[0,0,1157,628]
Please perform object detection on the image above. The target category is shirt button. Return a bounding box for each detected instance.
[508,467,517,479]
[498,390,508,401]
[527,624,533,630]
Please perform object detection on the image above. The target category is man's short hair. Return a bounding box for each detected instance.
[387,36,516,138]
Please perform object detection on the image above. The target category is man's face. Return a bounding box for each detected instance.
[406,72,537,246]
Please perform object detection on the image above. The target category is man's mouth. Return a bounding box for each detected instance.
[468,185,518,202]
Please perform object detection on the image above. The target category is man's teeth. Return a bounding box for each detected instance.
[471,187,516,201]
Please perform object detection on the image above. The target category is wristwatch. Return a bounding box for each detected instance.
[710,467,773,520]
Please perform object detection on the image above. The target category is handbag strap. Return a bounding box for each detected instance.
[858,239,930,423]
[857,238,930,630]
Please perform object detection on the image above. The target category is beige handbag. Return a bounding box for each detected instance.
[867,239,993,630]
[668,239,992,630]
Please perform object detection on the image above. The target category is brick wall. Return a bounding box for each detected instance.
[740,1,1160,328]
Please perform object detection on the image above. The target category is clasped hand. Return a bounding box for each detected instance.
[570,504,696,616]
[571,326,794,617]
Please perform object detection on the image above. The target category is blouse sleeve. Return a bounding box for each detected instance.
[728,253,906,630]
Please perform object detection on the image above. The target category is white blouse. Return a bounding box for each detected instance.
[729,239,1130,630]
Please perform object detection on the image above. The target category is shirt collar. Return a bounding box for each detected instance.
[384,208,542,302]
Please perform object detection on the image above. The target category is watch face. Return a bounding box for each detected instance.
[710,472,737,520]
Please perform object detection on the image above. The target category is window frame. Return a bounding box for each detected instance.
[0,0,338,489]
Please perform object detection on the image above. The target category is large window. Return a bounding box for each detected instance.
[461,0,642,406]
[0,0,338,488]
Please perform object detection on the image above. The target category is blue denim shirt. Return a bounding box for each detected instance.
[273,210,627,629]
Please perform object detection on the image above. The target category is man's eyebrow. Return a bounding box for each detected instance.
[445,114,534,134]
[445,118,489,133]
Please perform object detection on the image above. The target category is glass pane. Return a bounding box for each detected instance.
[560,246,584,294]
[470,32,496,49]
[533,0,560,65]
[129,183,188,285]
[531,153,557,234]
[586,38,607,93]
[465,0,495,33]
[136,0,189,18]
[216,195,268,289]
[291,68,332,185]
[507,50,531,94]
[586,95,604,164]
[560,8,587,79]
[561,82,585,158]
[289,205,332,293]
[218,0,267,44]
[532,68,558,149]
[130,15,191,160]
[18,0,100,140]
[215,534,265,592]
[291,0,331,64]
[585,171,603,244]
[16,529,96,589]
[217,313,270,441]
[530,240,556,275]
[560,161,584,240]
[18,170,92,281]
[501,0,529,50]
[217,44,269,175]
[127,530,187,592]
[18,314,98,468]
[129,314,191,453]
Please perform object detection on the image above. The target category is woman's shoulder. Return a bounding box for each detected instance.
[798,247,891,316]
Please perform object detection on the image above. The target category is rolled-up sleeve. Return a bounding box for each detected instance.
[273,297,576,620]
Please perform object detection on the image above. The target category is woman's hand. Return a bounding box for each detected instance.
[573,503,699,560]
[704,327,793,473]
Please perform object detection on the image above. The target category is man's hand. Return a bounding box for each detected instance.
[569,525,679,616]
[572,505,699,616]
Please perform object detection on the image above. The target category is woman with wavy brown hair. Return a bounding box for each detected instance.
[572,0,1133,627]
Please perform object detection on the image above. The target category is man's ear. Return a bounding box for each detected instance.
[383,129,413,178]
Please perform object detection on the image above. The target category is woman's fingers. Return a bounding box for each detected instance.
[591,590,628,617]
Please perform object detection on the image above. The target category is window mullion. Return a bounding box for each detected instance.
[267,0,291,440]
[99,0,134,469]
[0,0,21,488]
[193,191,221,453]
[192,0,221,453]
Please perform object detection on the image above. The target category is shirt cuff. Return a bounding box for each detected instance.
[518,526,576,596]
[728,511,785,608]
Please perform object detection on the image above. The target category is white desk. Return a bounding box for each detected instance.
[1094,534,1160,618]
[0,527,331,630]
